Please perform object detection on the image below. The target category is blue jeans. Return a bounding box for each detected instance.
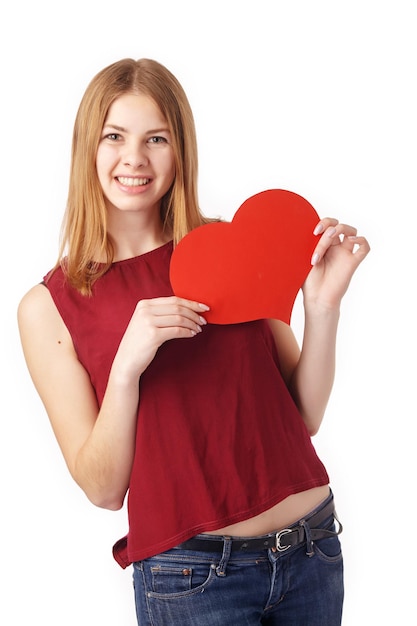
[132,504,343,625]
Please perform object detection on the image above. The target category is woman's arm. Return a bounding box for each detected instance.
[269,218,370,435]
[18,286,208,509]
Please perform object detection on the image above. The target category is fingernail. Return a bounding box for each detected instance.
[313,223,324,235]
[311,252,320,265]
[199,316,207,325]
[327,227,337,237]
[199,303,210,311]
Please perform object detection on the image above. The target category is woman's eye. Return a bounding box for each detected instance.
[148,136,167,144]
[106,133,121,141]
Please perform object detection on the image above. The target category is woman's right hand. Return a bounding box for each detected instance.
[112,296,210,381]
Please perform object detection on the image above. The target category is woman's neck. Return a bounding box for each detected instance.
[106,210,171,261]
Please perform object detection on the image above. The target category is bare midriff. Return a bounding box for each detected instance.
[205,485,330,537]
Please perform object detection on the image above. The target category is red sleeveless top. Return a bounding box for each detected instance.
[44,241,329,568]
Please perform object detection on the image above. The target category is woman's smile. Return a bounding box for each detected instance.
[116,176,151,187]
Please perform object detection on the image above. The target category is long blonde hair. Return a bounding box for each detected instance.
[55,58,210,295]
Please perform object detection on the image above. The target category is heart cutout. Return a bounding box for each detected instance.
[169,189,319,325]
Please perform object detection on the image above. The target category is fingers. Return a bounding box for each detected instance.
[345,234,371,263]
[137,296,210,337]
[314,218,357,241]
[311,217,369,265]
[149,296,210,314]
[313,217,339,236]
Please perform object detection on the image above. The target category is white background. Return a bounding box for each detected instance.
[1,1,415,624]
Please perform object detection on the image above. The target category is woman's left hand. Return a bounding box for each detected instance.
[303,217,370,310]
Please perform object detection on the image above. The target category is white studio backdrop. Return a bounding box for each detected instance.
[1,1,415,624]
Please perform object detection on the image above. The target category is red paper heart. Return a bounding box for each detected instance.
[169,189,319,325]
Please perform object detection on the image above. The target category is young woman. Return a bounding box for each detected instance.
[18,58,370,625]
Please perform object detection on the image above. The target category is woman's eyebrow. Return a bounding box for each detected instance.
[146,127,171,134]
[102,123,128,132]
[103,123,170,134]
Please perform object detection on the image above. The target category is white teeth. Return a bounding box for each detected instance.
[117,177,150,187]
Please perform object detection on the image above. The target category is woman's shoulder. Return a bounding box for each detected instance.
[18,282,50,311]
[18,282,62,335]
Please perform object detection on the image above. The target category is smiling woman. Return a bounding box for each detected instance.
[95,93,176,260]
[96,94,175,219]
[17,57,369,626]
[53,58,211,296]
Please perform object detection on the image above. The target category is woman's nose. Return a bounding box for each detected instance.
[123,142,149,168]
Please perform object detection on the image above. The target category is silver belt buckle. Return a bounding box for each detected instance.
[275,528,292,552]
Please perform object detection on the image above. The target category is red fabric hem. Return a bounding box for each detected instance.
[112,478,329,568]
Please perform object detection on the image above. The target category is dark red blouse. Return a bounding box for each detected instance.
[44,241,329,568]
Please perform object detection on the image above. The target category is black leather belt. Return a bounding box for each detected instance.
[177,496,340,554]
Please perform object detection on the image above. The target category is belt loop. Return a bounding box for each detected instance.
[301,520,315,557]
[216,537,232,577]
[334,508,343,535]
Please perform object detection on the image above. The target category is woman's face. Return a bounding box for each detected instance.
[96,93,176,218]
